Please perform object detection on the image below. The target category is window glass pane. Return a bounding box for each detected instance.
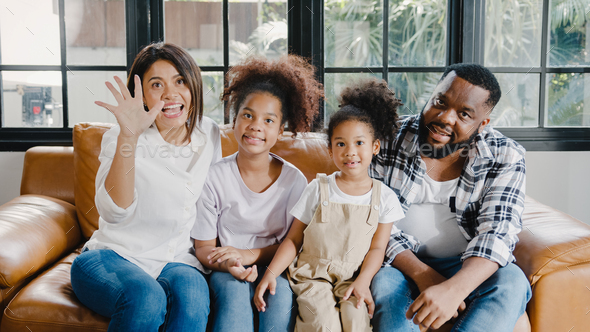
[548,0,590,67]
[325,0,383,67]
[389,0,447,67]
[546,73,590,127]
[324,72,382,124]
[0,1,61,65]
[165,0,223,67]
[65,0,126,66]
[229,0,288,66]
[67,71,125,127]
[67,71,226,127]
[491,73,539,127]
[202,72,224,124]
[484,0,542,67]
[388,72,441,116]
[1,71,63,127]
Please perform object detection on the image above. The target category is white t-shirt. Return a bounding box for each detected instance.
[396,173,469,258]
[86,117,222,278]
[192,152,308,252]
[290,172,405,225]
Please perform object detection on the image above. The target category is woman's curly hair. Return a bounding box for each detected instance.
[327,78,402,146]
[222,55,324,136]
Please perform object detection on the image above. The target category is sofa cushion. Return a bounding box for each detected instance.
[514,196,590,285]
[526,263,590,332]
[73,123,114,240]
[1,250,109,332]
[1,277,29,325]
[21,146,75,205]
[0,195,81,288]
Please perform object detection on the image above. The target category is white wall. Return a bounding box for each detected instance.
[525,151,590,224]
[0,152,25,205]
[0,151,588,224]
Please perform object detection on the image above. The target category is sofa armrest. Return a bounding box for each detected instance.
[20,146,75,205]
[513,196,590,285]
[0,195,82,287]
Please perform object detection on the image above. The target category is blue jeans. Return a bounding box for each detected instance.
[71,249,209,332]
[370,256,531,332]
[209,269,296,332]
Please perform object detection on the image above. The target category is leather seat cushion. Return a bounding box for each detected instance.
[514,196,590,284]
[0,195,81,288]
[1,250,109,332]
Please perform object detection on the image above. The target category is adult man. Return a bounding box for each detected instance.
[369,63,531,331]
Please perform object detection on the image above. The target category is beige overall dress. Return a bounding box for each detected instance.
[288,173,381,332]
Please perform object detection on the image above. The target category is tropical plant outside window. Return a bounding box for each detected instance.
[164,0,287,124]
[484,0,589,128]
[1,0,588,151]
[484,0,542,127]
[324,0,447,123]
[546,0,590,127]
[324,0,590,129]
[388,0,447,117]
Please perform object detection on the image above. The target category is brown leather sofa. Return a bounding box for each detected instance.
[1,122,589,332]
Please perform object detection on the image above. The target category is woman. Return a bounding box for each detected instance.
[70,42,220,332]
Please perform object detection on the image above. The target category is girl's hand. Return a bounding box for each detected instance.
[226,258,257,282]
[254,273,277,312]
[207,246,244,265]
[95,75,164,139]
[342,280,375,319]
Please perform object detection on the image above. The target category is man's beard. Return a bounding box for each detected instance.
[418,113,479,159]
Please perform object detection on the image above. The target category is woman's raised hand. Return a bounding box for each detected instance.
[95,75,164,139]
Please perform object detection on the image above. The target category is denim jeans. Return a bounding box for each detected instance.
[208,269,296,332]
[370,256,531,332]
[71,249,209,332]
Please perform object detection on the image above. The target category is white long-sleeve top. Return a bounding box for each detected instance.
[84,117,221,278]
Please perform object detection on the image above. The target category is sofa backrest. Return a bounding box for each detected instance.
[20,146,76,205]
[73,123,114,240]
[72,122,338,240]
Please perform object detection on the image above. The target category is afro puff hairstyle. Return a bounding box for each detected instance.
[327,78,401,147]
[222,55,324,136]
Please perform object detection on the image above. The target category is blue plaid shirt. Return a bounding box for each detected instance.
[369,115,526,267]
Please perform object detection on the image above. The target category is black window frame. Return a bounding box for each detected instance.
[316,0,590,151]
[0,0,130,151]
[1,0,588,151]
[459,0,590,151]
[319,0,459,129]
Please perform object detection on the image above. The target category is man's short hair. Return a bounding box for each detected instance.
[440,63,501,108]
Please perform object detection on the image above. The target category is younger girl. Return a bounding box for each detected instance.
[192,55,323,332]
[254,78,405,332]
